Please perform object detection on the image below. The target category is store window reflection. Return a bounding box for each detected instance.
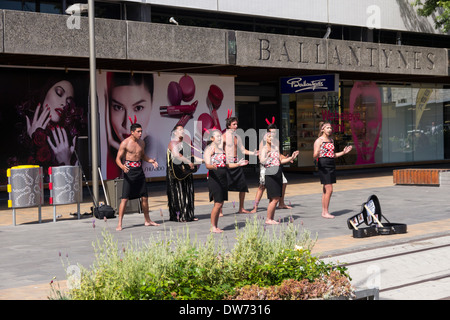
[349,82,382,165]
[281,79,450,169]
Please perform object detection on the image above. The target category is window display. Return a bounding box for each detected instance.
[281,79,450,169]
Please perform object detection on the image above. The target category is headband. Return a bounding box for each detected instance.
[204,126,218,134]
[265,116,275,125]
[128,115,137,125]
[226,109,232,119]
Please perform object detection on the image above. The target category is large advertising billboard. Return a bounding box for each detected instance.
[0,68,89,185]
[97,71,235,179]
[0,68,234,185]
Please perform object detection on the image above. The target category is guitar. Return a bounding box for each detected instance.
[167,148,199,180]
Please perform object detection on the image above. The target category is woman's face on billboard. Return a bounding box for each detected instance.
[43,80,74,123]
[109,83,152,141]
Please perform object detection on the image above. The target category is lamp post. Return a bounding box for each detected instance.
[88,0,99,204]
[65,1,99,203]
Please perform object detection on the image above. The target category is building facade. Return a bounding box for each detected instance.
[0,0,449,185]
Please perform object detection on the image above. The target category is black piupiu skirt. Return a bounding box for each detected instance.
[318,157,336,185]
[264,165,283,199]
[122,167,148,200]
[208,167,228,203]
[227,166,249,192]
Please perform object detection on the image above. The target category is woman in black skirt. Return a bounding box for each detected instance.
[313,122,352,219]
[204,129,248,233]
[259,131,298,225]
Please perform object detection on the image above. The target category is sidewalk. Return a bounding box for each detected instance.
[0,169,394,226]
[1,168,450,299]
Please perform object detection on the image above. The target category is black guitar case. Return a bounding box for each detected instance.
[347,194,406,238]
[363,195,407,235]
[347,208,378,238]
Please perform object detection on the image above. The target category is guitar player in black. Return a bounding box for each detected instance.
[166,125,202,222]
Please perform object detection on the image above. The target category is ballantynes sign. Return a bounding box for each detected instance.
[235,31,448,76]
[280,74,339,94]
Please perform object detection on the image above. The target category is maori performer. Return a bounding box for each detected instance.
[251,118,293,212]
[204,128,248,233]
[259,128,298,224]
[166,124,201,222]
[313,121,352,219]
[115,122,160,231]
[222,110,258,213]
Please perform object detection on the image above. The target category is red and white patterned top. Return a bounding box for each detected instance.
[319,141,335,158]
[211,153,227,167]
[264,151,280,168]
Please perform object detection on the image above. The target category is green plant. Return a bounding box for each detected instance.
[226,216,316,286]
[62,216,351,300]
[246,246,350,287]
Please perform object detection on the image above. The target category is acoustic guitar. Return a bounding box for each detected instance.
[167,148,199,180]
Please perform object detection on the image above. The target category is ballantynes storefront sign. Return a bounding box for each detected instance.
[235,31,448,76]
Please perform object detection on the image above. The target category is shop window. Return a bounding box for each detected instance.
[282,81,449,169]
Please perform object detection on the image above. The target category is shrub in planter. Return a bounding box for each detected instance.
[60,216,351,300]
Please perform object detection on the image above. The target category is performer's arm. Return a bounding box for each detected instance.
[312,138,322,159]
[141,141,158,168]
[204,146,217,170]
[143,154,158,167]
[259,146,269,164]
[169,141,193,168]
[335,145,352,158]
[116,141,129,173]
[237,135,259,156]
[226,159,248,169]
[280,151,299,164]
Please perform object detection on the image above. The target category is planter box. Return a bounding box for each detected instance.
[393,169,450,186]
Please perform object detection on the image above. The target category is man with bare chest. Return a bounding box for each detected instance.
[223,117,258,213]
[115,123,159,231]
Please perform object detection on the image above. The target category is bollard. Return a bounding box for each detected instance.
[49,166,83,221]
[7,165,44,226]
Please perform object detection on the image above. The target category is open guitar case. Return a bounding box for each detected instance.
[347,194,407,238]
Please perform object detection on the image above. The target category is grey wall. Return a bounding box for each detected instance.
[1,10,448,76]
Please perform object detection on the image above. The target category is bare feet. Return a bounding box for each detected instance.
[265,219,279,225]
[211,227,223,233]
[322,213,335,219]
[277,204,292,209]
[116,220,160,231]
[145,221,160,226]
[250,207,258,213]
[238,208,251,214]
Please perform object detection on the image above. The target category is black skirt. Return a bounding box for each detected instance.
[227,166,249,192]
[122,167,148,200]
[166,154,195,222]
[318,157,336,185]
[208,167,228,203]
[264,165,283,199]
